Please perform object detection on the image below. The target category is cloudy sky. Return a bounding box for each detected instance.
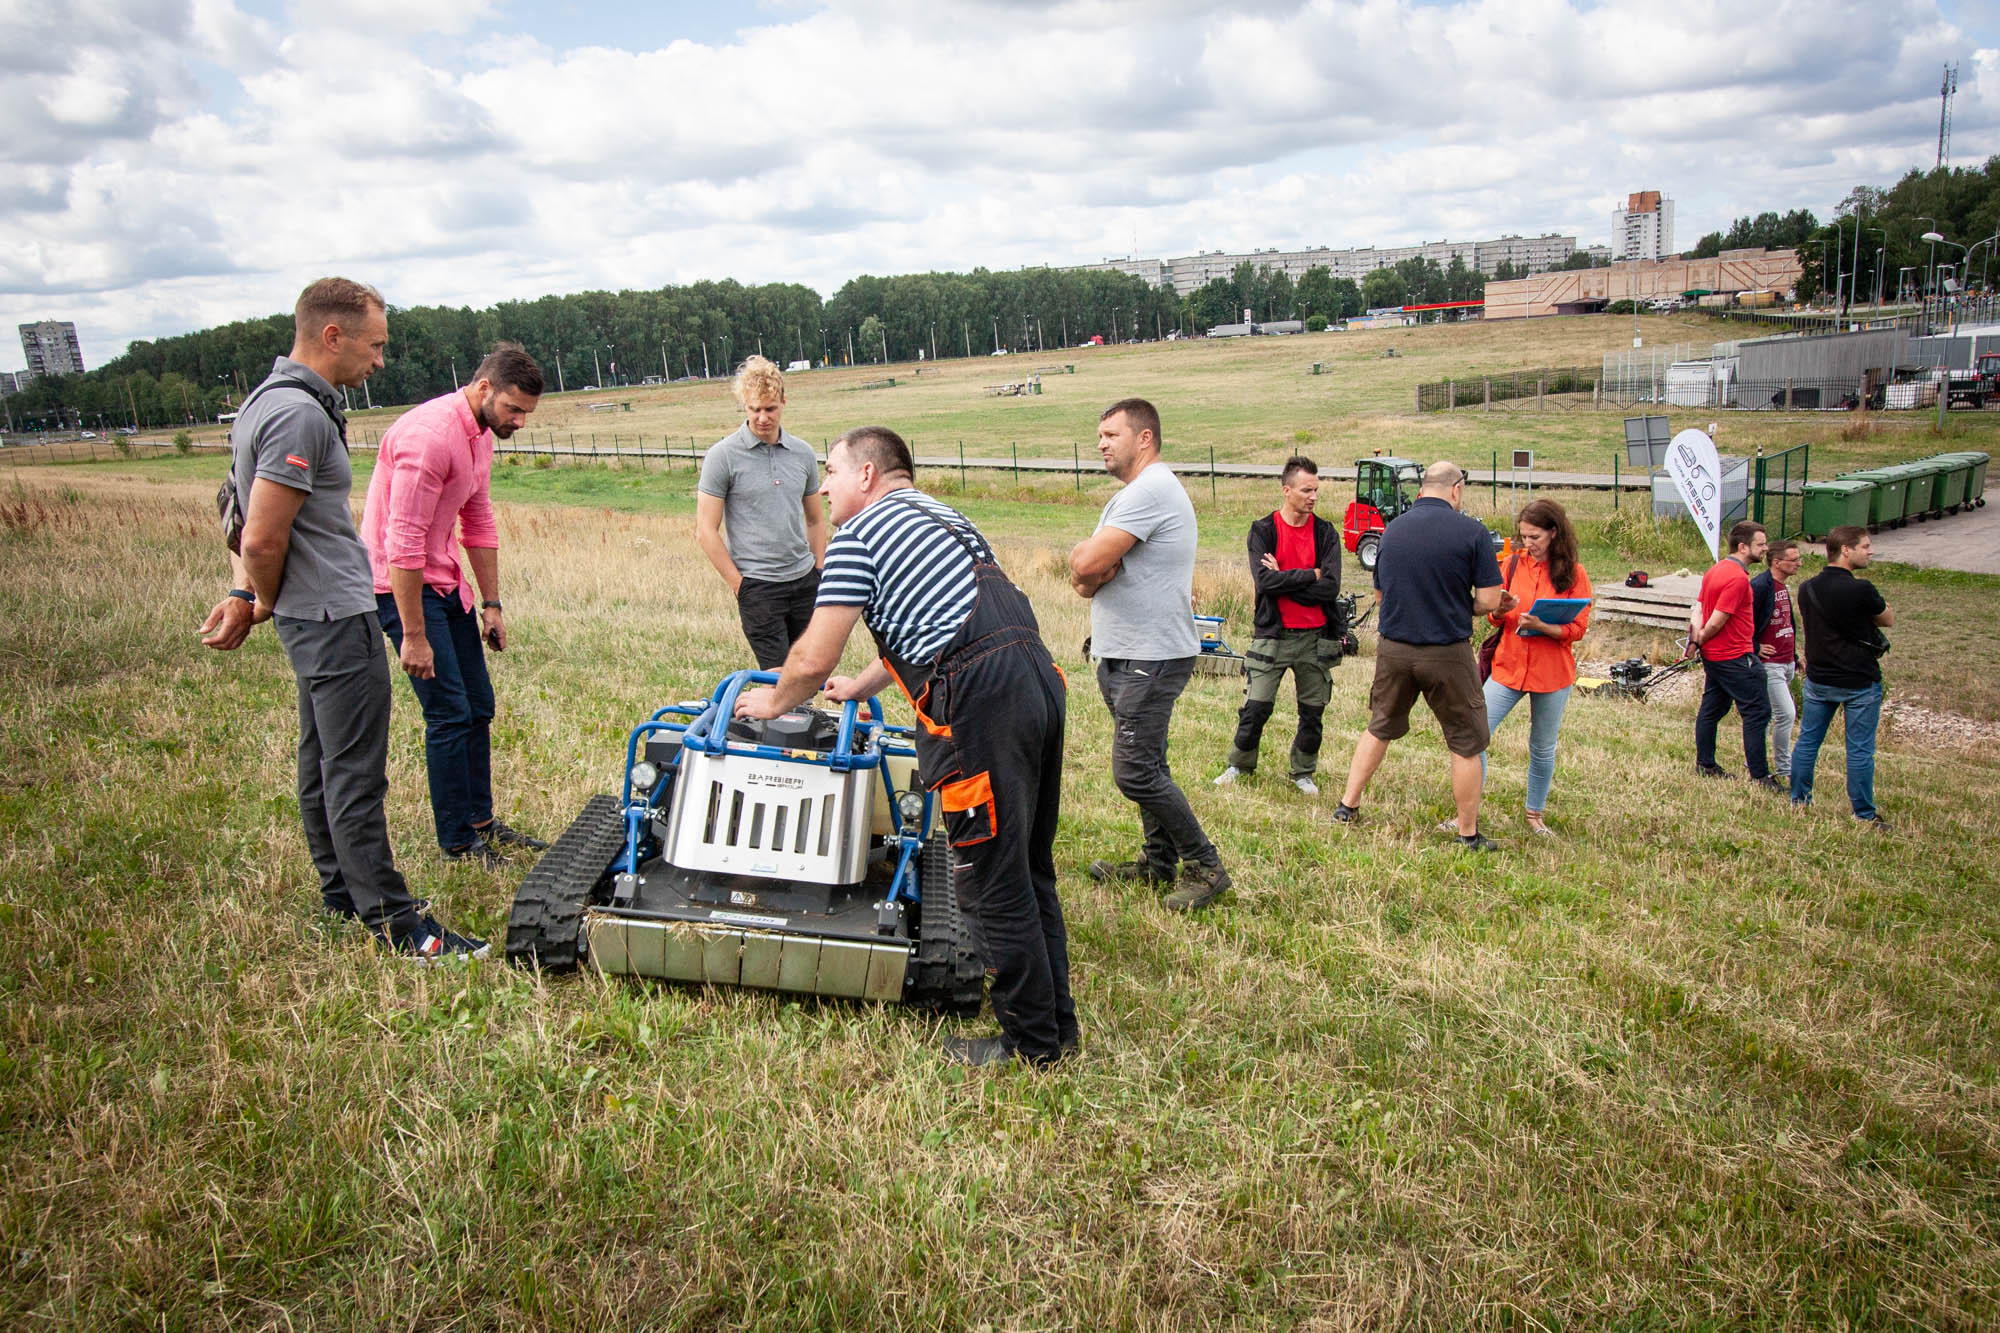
[4,0,1997,372]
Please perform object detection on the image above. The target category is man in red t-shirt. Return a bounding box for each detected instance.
[1689,520,1776,785]
[1213,457,1345,794]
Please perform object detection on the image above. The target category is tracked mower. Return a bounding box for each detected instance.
[505,670,984,1013]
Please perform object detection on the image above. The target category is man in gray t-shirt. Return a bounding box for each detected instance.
[201,277,483,963]
[1069,398,1229,911]
[696,355,828,669]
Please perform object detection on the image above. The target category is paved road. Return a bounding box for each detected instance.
[1867,500,2000,574]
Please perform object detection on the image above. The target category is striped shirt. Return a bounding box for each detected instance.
[816,488,987,665]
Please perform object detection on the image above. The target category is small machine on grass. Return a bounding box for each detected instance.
[1576,653,1697,702]
[1192,613,1246,675]
[505,670,984,1013]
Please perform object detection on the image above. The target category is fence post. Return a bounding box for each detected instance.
[1447,378,1454,412]
[1012,441,1018,483]
[1613,454,1620,510]
[1416,385,1423,412]
[1209,445,1217,503]
[1491,450,1497,506]
[1753,447,1765,523]
[959,440,965,489]
[1483,377,1491,411]
[1784,378,1793,410]
[1074,441,1080,491]
[1537,378,1545,411]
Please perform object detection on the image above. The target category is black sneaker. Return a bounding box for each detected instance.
[477,819,548,852]
[1455,831,1502,853]
[1330,802,1361,824]
[1695,763,1731,779]
[1163,861,1230,912]
[1749,775,1784,793]
[383,914,490,963]
[1088,857,1175,886]
[942,1034,1016,1068]
[443,838,508,869]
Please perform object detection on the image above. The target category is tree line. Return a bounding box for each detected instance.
[4,242,1602,430]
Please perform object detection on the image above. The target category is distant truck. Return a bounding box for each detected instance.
[1945,350,2000,408]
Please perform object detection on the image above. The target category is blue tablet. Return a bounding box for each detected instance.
[1518,597,1591,633]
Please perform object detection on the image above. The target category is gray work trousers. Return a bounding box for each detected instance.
[274,612,420,935]
[1095,655,1218,873]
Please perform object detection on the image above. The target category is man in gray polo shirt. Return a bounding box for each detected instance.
[201,277,486,962]
[697,355,828,668]
[1069,397,1230,911]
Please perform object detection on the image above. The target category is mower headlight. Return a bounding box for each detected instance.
[630,760,660,792]
[896,792,925,826]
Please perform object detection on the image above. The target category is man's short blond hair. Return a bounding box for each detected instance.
[294,277,384,341]
[733,355,785,407]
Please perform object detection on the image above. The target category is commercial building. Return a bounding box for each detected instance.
[1076,232,1592,296]
[1483,249,1802,319]
[1612,191,1675,261]
[19,321,85,378]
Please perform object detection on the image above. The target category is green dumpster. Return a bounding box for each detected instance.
[1839,468,1908,529]
[1897,458,1946,520]
[1800,479,1874,540]
[1937,450,1988,507]
[1925,453,1971,512]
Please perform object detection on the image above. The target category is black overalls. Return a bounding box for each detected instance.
[872,498,1077,1065]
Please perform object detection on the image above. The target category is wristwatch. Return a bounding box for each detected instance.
[482,600,503,610]
[228,589,255,603]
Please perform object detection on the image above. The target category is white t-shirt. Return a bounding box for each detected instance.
[1090,460,1199,660]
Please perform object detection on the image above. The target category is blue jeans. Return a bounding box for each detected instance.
[377,588,495,851]
[1481,679,1572,812]
[1788,679,1882,820]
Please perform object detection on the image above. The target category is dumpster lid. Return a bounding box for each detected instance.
[1804,479,1873,494]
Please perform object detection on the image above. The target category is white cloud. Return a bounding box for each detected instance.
[1,0,1996,368]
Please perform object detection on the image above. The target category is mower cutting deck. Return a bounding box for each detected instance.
[506,670,984,1013]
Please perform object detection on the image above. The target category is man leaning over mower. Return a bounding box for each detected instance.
[734,426,1077,1070]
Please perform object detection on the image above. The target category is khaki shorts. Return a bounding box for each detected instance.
[1366,638,1489,757]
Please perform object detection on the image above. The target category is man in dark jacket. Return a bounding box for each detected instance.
[1214,456,1345,795]
[1790,525,1893,827]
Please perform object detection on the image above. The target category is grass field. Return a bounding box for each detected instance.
[3,438,1998,1328]
[106,310,2000,481]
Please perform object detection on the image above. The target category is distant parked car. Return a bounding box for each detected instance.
[79,431,96,439]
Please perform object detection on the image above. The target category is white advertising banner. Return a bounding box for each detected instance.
[1665,428,1724,561]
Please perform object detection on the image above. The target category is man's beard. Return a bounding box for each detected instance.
[479,399,518,439]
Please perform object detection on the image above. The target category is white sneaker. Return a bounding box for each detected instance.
[1294,777,1319,796]
[1213,766,1245,786]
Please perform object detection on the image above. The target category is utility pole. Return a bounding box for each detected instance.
[661,342,669,380]
[555,352,565,393]
[592,349,602,386]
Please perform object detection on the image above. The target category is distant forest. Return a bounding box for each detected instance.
[12,155,1996,431]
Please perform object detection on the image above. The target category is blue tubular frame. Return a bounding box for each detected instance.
[608,669,936,903]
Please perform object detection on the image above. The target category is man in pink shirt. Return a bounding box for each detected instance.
[362,342,547,864]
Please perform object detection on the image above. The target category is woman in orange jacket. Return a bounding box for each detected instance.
[1483,498,1591,835]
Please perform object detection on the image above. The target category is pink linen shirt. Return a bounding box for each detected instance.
[361,389,498,612]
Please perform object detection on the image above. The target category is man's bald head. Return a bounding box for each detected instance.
[1420,460,1468,497]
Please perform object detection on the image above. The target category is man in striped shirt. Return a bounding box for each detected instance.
[735,426,1076,1069]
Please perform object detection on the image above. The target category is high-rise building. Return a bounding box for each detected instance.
[20,321,85,378]
[1611,191,1675,261]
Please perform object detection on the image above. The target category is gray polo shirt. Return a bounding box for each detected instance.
[230,357,375,622]
[697,422,820,581]
[1089,460,1200,660]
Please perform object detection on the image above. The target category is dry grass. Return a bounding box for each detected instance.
[2,465,1998,1329]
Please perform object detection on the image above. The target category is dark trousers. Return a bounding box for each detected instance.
[1095,656,1217,872]
[737,568,820,669]
[273,612,419,935]
[1695,653,1772,779]
[924,641,1075,1065]
[376,589,495,851]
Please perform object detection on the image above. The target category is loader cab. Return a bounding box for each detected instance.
[1343,456,1423,571]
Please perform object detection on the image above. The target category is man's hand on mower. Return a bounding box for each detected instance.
[735,685,784,719]
[822,675,868,703]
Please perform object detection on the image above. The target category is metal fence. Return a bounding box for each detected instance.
[1753,443,1809,538]
[1415,365,1598,412]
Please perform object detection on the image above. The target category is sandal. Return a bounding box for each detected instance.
[1524,811,1554,837]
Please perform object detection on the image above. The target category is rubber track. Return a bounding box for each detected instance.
[505,793,626,972]
[909,831,987,1015]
